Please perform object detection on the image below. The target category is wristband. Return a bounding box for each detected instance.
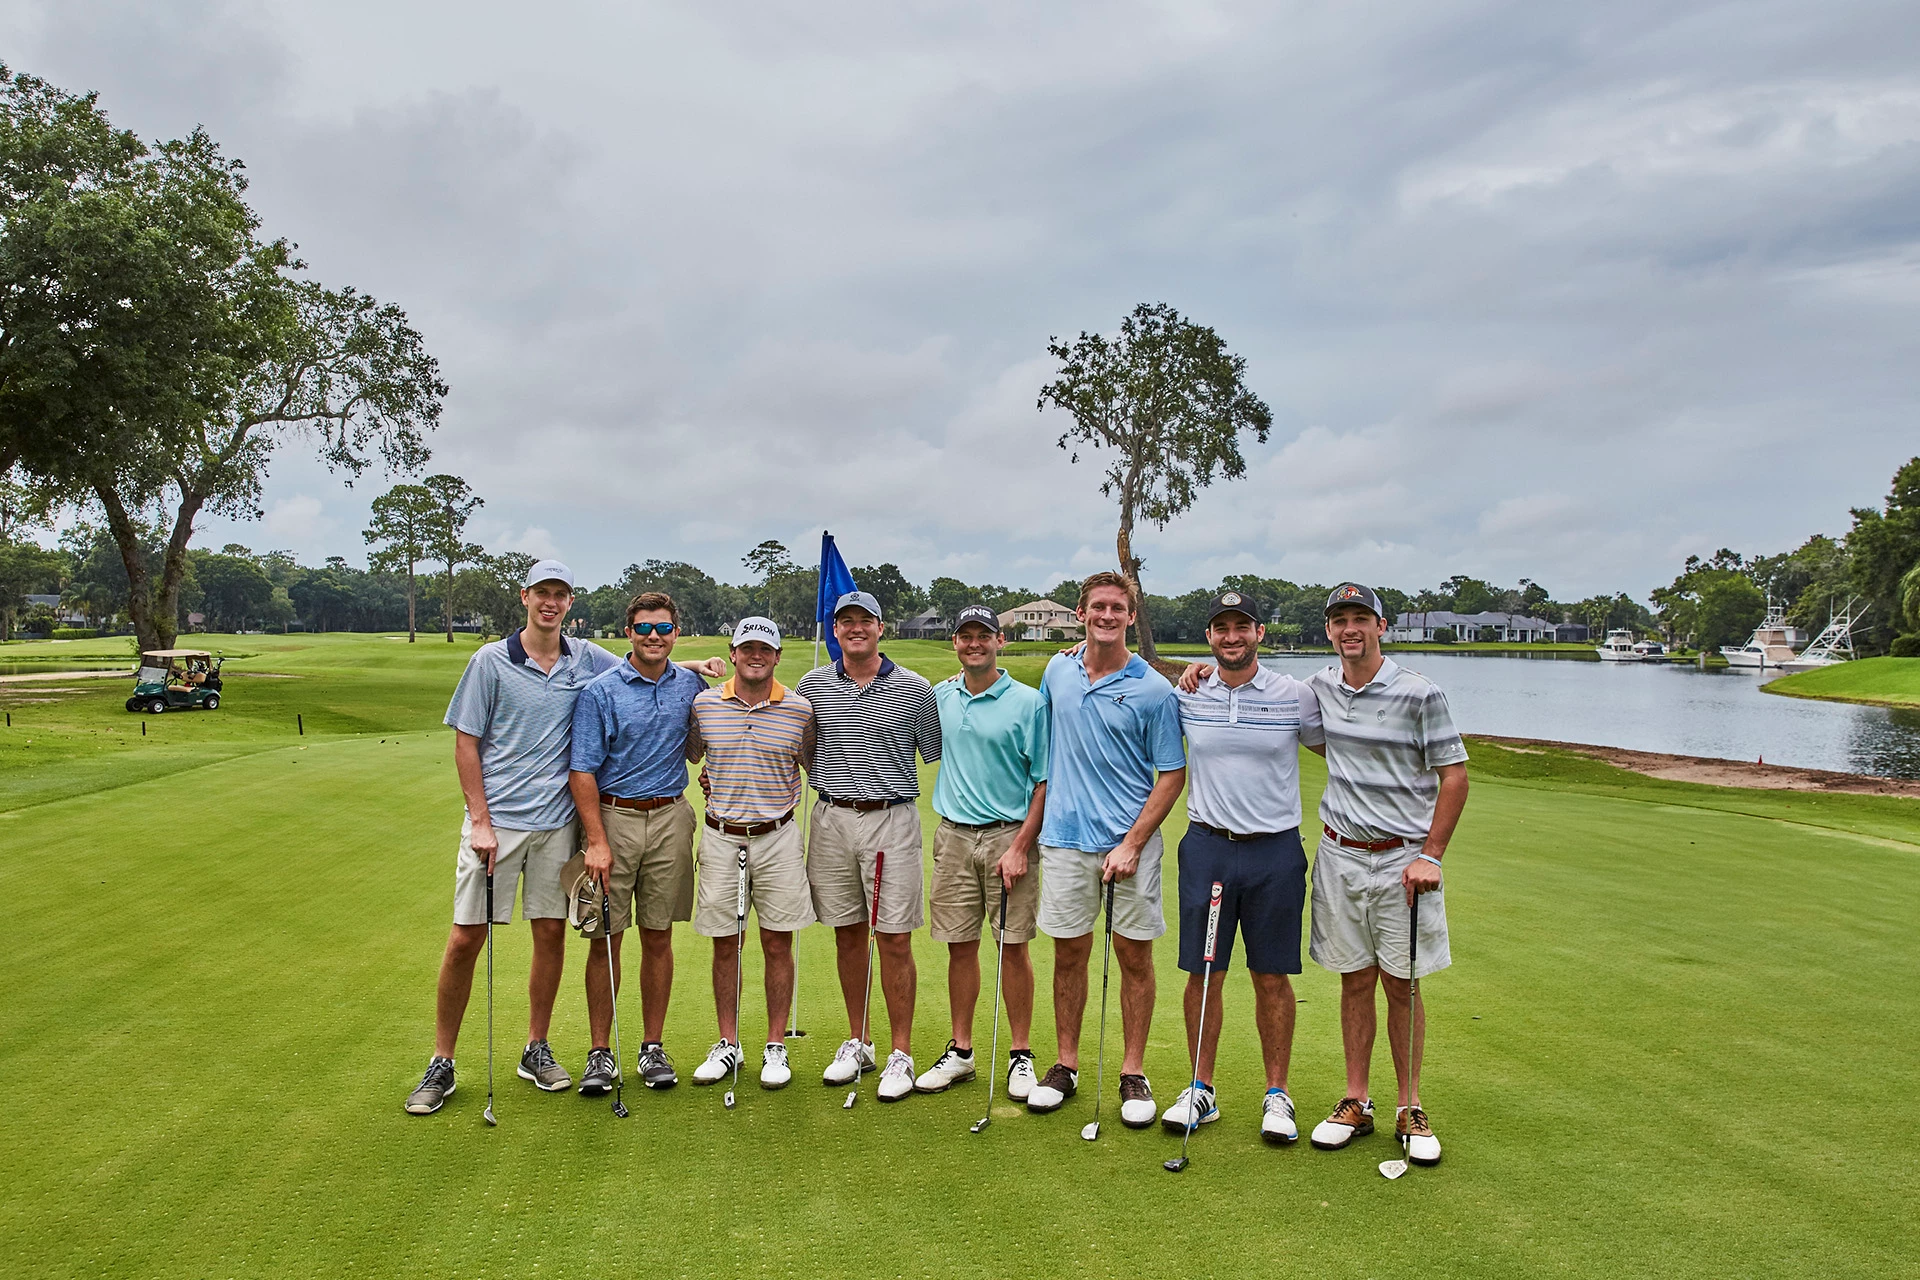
[1414,854,1443,870]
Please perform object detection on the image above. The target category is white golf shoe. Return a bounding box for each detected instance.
[760,1043,792,1090]
[1310,1096,1375,1149]
[691,1040,740,1086]
[913,1040,976,1093]
[877,1050,916,1102]
[1006,1051,1038,1101]
[1261,1089,1299,1144]
[822,1038,875,1086]
[1397,1105,1442,1166]
[1118,1073,1156,1128]
[1159,1084,1219,1132]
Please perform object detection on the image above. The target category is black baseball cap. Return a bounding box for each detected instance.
[1324,582,1385,618]
[952,604,1001,634]
[1206,591,1262,627]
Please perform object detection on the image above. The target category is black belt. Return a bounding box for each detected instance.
[821,795,912,812]
[1192,820,1291,843]
[943,817,1018,831]
[705,812,793,837]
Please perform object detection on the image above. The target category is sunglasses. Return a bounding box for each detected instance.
[628,622,677,636]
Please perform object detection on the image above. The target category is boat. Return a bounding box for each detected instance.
[1778,599,1867,674]
[1595,628,1643,661]
[1632,639,1667,659]
[1721,598,1800,670]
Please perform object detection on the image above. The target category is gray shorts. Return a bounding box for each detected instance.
[807,799,925,933]
[1035,833,1166,942]
[695,818,816,936]
[1308,833,1451,979]
[452,815,575,925]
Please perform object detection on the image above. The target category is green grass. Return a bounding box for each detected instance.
[2,634,1917,1277]
[1764,656,1920,708]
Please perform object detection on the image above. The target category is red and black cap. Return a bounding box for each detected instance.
[1324,582,1384,618]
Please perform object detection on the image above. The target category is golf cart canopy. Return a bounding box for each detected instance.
[141,649,214,659]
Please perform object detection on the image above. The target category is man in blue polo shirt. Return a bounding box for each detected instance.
[1025,572,1187,1129]
[567,591,708,1096]
[913,604,1049,1099]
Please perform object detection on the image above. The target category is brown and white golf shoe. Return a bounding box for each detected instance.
[1309,1096,1375,1149]
[1396,1105,1442,1166]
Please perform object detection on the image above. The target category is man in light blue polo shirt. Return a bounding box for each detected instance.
[1025,572,1187,1130]
[913,604,1049,1099]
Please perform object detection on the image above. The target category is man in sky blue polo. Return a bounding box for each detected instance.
[1025,571,1187,1129]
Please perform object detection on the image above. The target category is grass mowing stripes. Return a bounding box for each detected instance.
[2,634,1917,1276]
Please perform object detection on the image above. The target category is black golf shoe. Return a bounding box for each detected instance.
[518,1039,572,1091]
[405,1057,456,1115]
[578,1047,619,1097]
[637,1042,678,1089]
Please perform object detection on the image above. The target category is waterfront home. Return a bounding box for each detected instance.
[1387,610,1558,643]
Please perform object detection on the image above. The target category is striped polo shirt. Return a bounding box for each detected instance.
[795,655,942,803]
[687,677,815,823]
[1308,657,1468,843]
[1176,664,1324,835]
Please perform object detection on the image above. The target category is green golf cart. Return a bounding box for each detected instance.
[126,649,225,714]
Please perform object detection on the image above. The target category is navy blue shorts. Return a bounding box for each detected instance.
[1176,825,1307,975]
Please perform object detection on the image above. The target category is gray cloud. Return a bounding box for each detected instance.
[7,0,1918,602]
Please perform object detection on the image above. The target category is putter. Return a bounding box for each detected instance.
[789,801,808,1040]
[483,868,497,1127]
[601,883,629,1119]
[726,846,748,1110]
[1080,878,1117,1142]
[971,882,1011,1134]
[1165,880,1224,1173]
[1381,892,1420,1181]
[845,851,884,1110]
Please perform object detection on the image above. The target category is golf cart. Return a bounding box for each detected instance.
[126,649,225,714]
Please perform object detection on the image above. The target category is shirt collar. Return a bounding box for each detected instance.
[1202,662,1279,693]
[507,628,572,665]
[1340,656,1399,692]
[616,655,679,685]
[836,654,897,680]
[721,676,786,704]
[1074,649,1146,688]
[955,669,1013,699]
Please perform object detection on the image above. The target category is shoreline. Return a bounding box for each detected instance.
[1760,682,1918,711]
[1474,734,1920,797]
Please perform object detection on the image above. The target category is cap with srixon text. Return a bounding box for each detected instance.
[1206,591,1262,627]
[951,604,1001,633]
[731,616,782,650]
[833,590,883,621]
[1323,582,1385,618]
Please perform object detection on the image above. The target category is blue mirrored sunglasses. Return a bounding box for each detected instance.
[628,622,676,636]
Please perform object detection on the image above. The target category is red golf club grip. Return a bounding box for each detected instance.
[869,851,885,930]
[1202,880,1224,963]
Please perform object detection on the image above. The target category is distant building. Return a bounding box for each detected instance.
[24,594,87,625]
[1387,610,1558,643]
[897,609,950,640]
[998,599,1083,641]
[1554,622,1590,643]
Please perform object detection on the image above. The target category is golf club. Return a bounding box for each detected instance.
[845,851,884,1110]
[483,868,497,1127]
[1165,880,1224,1173]
[1381,892,1420,1181]
[970,882,1011,1135]
[789,801,808,1040]
[1080,877,1117,1142]
[726,846,748,1110]
[601,882,629,1119]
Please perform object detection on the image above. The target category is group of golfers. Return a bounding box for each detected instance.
[405,558,1468,1169]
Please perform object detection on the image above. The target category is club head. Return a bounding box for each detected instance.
[969,1116,991,1134]
[483,1105,497,1127]
[1162,1157,1188,1173]
[1080,1121,1100,1141]
[843,1089,858,1110]
[1378,1159,1409,1180]
[788,1029,807,1038]
[612,1097,629,1119]
[724,1090,736,1109]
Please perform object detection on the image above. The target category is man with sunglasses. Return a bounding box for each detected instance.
[568,592,725,1097]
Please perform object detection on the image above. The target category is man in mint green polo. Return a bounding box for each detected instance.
[913,604,1050,1101]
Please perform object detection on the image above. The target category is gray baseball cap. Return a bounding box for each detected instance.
[731,616,782,650]
[523,558,574,590]
[1324,582,1385,618]
[952,604,1001,634]
[833,590,883,621]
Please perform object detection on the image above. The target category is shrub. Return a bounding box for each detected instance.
[1432,627,1456,644]
[52,628,98,640]
[1890,633,1920,657]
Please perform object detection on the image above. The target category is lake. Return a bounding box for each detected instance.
[1261,652,1920,780]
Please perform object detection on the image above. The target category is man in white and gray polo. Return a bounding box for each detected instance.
[795,590,943,1102]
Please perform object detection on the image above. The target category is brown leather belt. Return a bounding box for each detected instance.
[602,794,679,812]
[1324,823,1406,852]
[1192,820,1288,843]
[705,811,793,838]
[822,796,912,812]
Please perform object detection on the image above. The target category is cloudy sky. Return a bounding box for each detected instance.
[8,1,1919,601]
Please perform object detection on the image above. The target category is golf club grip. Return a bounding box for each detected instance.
[1202,881,1224,962]
[997,882,1008,930]
[1410,892,1418,976]
[869,851,884,929]
[736,848,749,918]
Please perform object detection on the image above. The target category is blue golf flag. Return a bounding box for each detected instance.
[816,532,858,662]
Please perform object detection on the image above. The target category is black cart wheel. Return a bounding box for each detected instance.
[125,698,141,712]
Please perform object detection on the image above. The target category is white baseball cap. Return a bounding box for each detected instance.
[523,559,574,590]
[732,616,782,650]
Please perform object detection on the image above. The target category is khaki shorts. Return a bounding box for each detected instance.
[807,799,925,933]
[1308,833,1451,979]
[453,815,576,925]
[695,818,817,936]
[1035,832,1166,943]
[591,799,695,935]
[929,820,1040,944]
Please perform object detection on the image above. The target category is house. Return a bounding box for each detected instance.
[24,594,87,625]
[897,609,949,640]
[1554,622,1590,643]
[998,599,1083,641]
[1387,610,1558,643]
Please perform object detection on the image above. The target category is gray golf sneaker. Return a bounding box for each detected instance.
[404,1057,456,1115]
[517,1039,571,1092]
[637,1042,678,1089]
[578,1046,618,1097]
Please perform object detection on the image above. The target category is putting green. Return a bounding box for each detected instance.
[2,634,1916,1277]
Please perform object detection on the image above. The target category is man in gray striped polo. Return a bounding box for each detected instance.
[795,590,943,1102]
[1304,582,1469,1168]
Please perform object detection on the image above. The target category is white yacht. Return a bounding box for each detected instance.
[1632,639,1667,659]
[1779,600,1867,674]
[1595,628,1642,661]
[1721,598,1800,670]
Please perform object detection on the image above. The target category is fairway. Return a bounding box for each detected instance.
[2,634,1917,1277]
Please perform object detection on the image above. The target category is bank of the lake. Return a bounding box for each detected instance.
[1763,657,1920,709]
